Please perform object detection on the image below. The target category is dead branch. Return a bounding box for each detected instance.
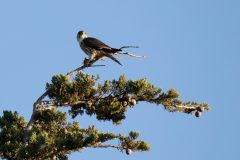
[117,51,146,58]
[117,46,145,58]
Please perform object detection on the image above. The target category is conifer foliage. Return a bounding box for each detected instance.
[0,59,209,159]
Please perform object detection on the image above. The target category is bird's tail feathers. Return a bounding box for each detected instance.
[104,53,122,66]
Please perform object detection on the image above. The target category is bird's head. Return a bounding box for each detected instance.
[77,31,88,42]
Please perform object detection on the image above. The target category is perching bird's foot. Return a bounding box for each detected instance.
[83,58,91,66]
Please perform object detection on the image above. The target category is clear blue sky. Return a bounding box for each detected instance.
[0,1,239,159]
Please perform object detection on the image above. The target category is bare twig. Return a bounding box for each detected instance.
[114,46,145,58]
[117,46,145,58]
[66,58,103,78]
[117,51,146,58]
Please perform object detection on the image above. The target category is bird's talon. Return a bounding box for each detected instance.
[83,58,91,66]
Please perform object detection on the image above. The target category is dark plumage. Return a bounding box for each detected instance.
[77,31,122,65]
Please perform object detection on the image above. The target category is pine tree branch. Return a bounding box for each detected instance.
[90,143,136,155]
[91,143,125,149]
[66,57,104,78]
[38,97,198,113]
[46,140,130,158]
[90,142,132,154]
[38,100,87,110]
[42,73,209,124]
[23,58,103,144]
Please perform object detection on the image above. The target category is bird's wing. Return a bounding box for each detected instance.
[83,37,112,50]
[83,37,121,53]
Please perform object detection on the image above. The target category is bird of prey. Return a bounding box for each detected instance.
[77,31,144,66]
[77,31,123,65]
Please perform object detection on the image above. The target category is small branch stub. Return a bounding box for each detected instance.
[195,111,202,118]
[126,148,133,155]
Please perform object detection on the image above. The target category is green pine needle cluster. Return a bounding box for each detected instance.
[0,110,149,159]
[0,111,26,159]
[46,72,209,124]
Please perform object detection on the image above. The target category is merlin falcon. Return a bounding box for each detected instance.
[77,31,144,66]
